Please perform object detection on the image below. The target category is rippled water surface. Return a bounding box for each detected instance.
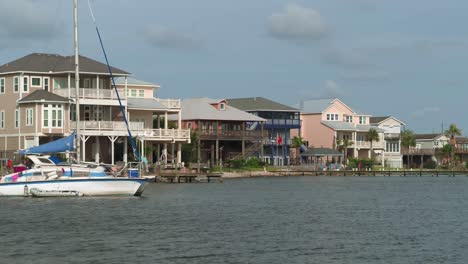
[2,176,468,263]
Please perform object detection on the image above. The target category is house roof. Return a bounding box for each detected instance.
[0,53,129,75]
[370,116,406,125]
[414,133,445,140]
[226,97,298,112]
[113,77,158,87]
[321,121,384,132]
[179,98,265,122]
[17,90,70,104]
[295,98,335,113]
[127,98,168,110]
[301,148,344,157]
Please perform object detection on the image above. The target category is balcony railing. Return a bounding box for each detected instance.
[199,129,266,139]
[264,119,301,127]
[55,88,125,100]
[154,98,181,109]
[353,141,385,149]
[70,121,190,140]
[262,139,292,145]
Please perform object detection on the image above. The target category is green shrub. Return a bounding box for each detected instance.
[423,160,437,169]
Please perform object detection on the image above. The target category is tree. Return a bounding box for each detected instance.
[444,123,462,168]
[336,138,354,165]
[290,136,304,164]
[401,129,416,169]
[440,144,452,166]
[366,128,380,159]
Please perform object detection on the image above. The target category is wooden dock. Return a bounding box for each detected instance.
[155,172,223,183]
[269,170,468,177]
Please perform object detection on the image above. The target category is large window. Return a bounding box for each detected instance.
[53,78,68,89]
[386,140,400,153]
[359,116,367,125]
[15,110,19,128]
[14,76,19,93]
[26,108,33,126]
[43,104,63,128]
[0,78,4,94]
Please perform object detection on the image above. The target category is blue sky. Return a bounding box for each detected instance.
[1,0,467,133]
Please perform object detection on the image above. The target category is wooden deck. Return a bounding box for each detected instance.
[155,172,223,183]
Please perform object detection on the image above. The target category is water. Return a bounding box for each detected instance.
[2,176,468,264]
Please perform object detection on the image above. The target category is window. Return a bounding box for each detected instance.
[187,122,192,129]
[138,89,144,97]
[84,106,91,121]
[31,77,41,87]
[220,103,225,110]
[0,111,4,129]
[84,79,91,88]
[43,77,50,91]
[326,113,339,121]
[53,78,67,89]
[43,104,63,128]
[359,116,366,125]
[131,89,137,97]
[93,106,103,121]
[344,115,353,123]
[15,109,19,128]
[70,106,76,121]
[0,78,4,94]
[23,76,29,92]
[386,140,400,153]
[14,76,19,93]
[26,108,33,126]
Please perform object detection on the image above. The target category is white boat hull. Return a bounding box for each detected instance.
[0,178,149,197]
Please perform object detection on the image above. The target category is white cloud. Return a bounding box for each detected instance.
[267,4,328,40]
[411,107,440,118]
[143,25,198,49]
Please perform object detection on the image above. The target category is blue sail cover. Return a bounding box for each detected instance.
[19,132,75,155]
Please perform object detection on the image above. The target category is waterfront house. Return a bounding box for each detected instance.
[402,133,449,167]
[295,98,399,166]
[177,98,266,167]
[0,53,190,165]
[369,116,406,168]
[226,97,301,166]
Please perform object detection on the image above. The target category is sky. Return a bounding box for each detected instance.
[1,0,467,133]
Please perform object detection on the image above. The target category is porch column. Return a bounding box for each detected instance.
[107,136,118,165]
[67,73,71,97]
[216,139,219,166]
[164,112,168,129]
[211,142,215,166]
[123,137,128,164]
[80,135,90,162]
[260,122,264,160]
[382,150,385,167]
[171,142,175,165]
[163,143,168,164]
[353,132,357,158]
[124,76,128,122]
[178,110,182,129]
[95,136,100,163]
[177,142,182,165]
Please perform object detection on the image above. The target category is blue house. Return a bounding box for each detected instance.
[227,97,301,166]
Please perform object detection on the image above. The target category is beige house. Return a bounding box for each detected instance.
[0,53,190,165]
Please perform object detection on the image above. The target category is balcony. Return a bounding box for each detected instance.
[71,121,190,140]
[353,141,385,149]
[199,129,266,140]
[262,138,292,146]
[55,88,125,100]
[263,119,301,129]
[384,133,400,140]
[154,98,181,109]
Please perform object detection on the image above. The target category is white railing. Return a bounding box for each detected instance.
[55,88,126,100]
[70,121,190,140]
[154,98,181,108]
[353,141,385,149]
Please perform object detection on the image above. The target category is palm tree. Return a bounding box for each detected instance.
[440,144,452,166]
[401,129,416,169]
[290,136,304,164]
[336,138,354,165]
[366,128,380,160]
[444,123,462,168]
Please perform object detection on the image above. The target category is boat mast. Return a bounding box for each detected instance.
[74,0,81,163]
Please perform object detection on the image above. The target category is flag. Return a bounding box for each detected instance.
[277,134,283,145]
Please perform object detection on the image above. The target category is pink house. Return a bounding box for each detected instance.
[295,98,388,163]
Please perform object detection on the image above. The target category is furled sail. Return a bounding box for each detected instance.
[19,132,75,155]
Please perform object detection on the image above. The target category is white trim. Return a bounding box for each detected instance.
[30,76,42,87]
[0,71,130,76]
[0,77,5,94]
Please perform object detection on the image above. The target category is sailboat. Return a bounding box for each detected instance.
[0,0,150,197]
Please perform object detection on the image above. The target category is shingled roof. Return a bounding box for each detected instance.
[227,97,298,112]
[414,133,445,140]
[0,53,129,75]
[17,90,70,104]
[369,116,391,124]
